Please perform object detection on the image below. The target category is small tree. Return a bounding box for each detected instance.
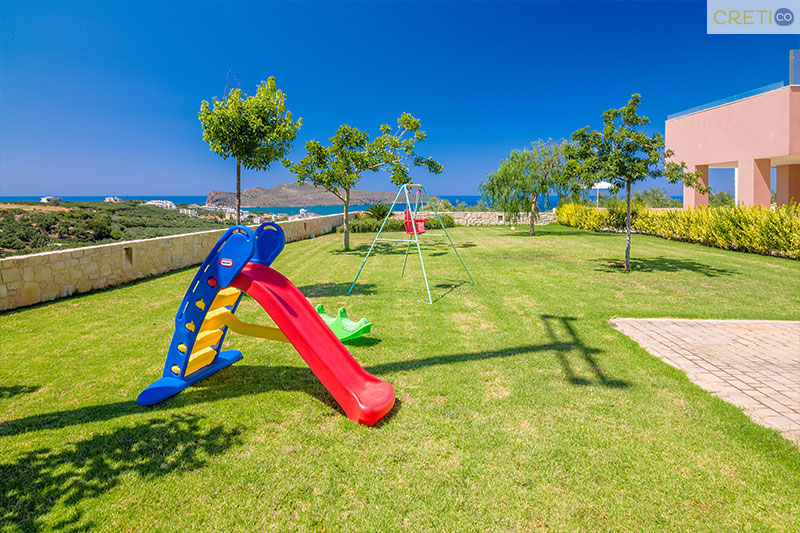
[480,139,572,235]
[198,77,302,223]
[565,93,704,270]
[290,114,442,249]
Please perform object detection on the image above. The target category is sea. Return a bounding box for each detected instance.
[0,193,635,215]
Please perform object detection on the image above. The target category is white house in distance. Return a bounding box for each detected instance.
[143,199,177,210]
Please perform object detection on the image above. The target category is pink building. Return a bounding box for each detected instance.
[665,83,800,208]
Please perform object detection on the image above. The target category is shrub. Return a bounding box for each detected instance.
[342,217,404,233]
[424,213,454,229]
[343,212,455,234]
[634,205,800,258]
[709,191,735,207]
[365,203,391,220]
[558,203,800,259]
[556,204,612,231]
[631,187,682,208]
[429,197,455,211]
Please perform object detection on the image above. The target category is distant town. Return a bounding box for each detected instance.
[40,195,320,223]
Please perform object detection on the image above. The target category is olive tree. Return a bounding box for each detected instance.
[198,77,302,223]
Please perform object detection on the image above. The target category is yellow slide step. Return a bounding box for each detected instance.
[199,308,230,332]
[185,346,218,375]
[193,329,223,352]
[209,287,242,311]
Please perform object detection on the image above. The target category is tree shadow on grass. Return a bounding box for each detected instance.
[0,385,39,400]
[0,413,242,531]
[592,257,736,277]
[297,282,376,298]
[0,366,343,439]
[327,241,476,257]
[503,224,615,238]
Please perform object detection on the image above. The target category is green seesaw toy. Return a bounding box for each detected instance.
[315,305,373,342]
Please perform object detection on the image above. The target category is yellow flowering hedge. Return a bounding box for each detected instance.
[555,204,612,232]
[556,203,800,259]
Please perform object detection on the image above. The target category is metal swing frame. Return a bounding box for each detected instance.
[347,183,475,304]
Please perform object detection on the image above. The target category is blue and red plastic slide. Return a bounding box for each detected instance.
[137,223,395,426]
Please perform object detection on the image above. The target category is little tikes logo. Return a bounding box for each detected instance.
[708,1,800,33]
[219,258,234,267]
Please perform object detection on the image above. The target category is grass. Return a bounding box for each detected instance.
[1,224,799,531]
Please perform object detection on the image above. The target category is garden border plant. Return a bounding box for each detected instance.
[556,203,800,259]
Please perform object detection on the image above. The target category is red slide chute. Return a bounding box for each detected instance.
[231,263,395,426]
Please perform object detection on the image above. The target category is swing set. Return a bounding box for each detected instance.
[347,183,475,304]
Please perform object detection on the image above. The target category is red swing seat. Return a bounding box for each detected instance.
[403,209,428,235]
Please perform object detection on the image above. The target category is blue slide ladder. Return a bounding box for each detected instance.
[137,223,286,406]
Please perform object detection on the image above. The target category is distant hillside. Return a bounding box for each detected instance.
[205,183,398,208]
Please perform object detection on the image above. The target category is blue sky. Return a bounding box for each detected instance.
[1,1,798,197]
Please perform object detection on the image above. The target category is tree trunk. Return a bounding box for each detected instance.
[529,194,538,236]
[236,159,242,225]
[625,181,631,271]
[343,188,350,250]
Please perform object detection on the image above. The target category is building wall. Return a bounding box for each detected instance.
[665,85,797,165]
[791,86,800,155]
[665,85,800,207]
[0,214,348,312]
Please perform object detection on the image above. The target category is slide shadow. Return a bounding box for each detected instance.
[371,398,402,428]
[2,315,624,437]
[0,413,241,531]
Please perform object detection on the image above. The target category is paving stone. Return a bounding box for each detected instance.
[612,318,800,448]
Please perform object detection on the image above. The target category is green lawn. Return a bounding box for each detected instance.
[2,224,799,531]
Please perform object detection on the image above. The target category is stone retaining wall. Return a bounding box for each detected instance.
[409,210,555,226]
[0,214,348,312]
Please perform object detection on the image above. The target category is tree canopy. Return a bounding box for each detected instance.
[198,77,302,223]
[480,139,572,235]
[564,93,702,269]
[290,113,442,249]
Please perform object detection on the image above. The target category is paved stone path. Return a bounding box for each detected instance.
[610,318,800,446]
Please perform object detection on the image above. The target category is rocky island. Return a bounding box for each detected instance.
[205,183,398,208]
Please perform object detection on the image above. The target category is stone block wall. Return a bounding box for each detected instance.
[0,214,348,312]
[409,210,555,226]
